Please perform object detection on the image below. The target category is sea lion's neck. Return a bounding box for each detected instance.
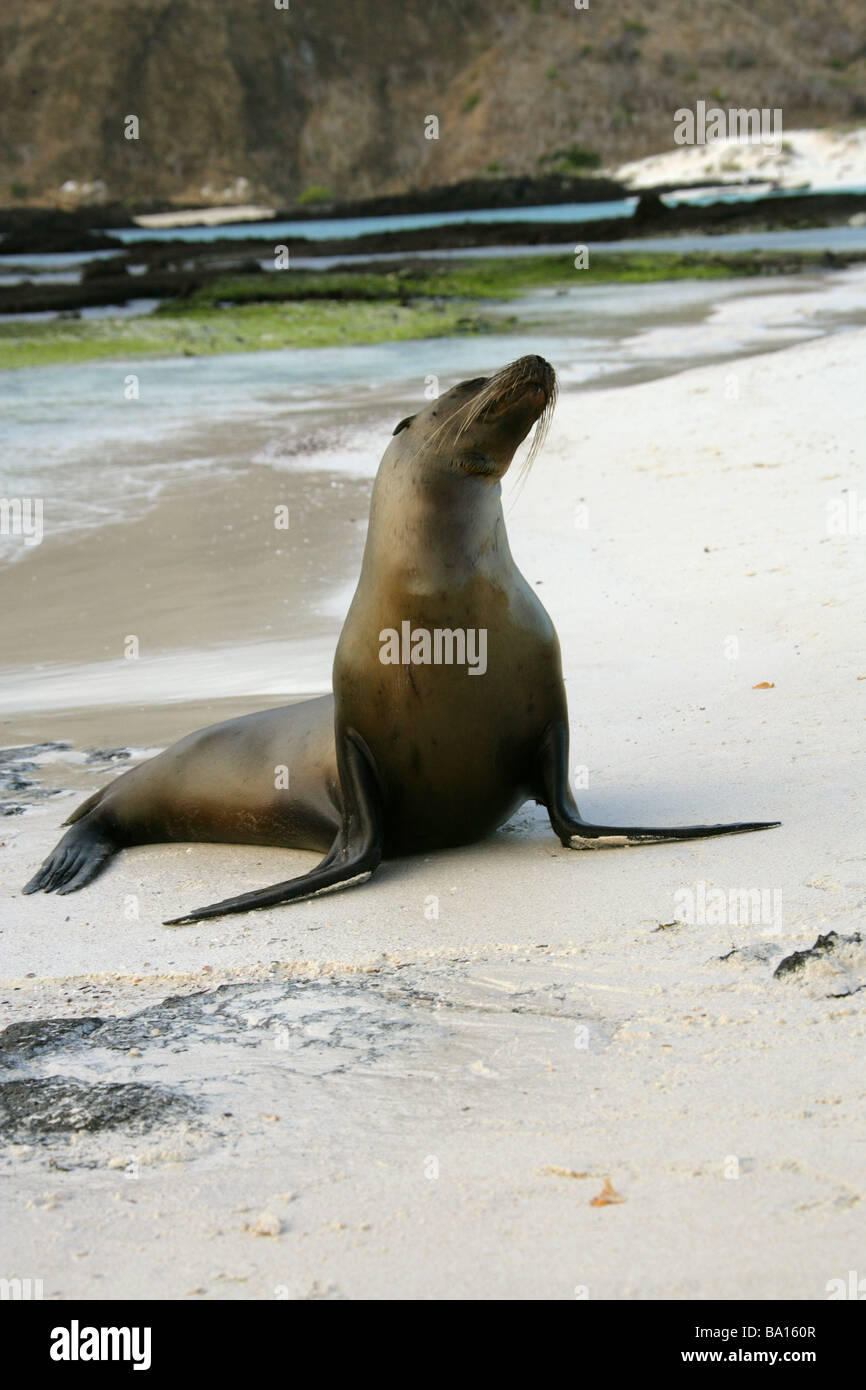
[361,456,514,592]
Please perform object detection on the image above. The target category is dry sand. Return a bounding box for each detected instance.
[1,327,865,1300]
[132,205,276,229]
[615,124,866,194]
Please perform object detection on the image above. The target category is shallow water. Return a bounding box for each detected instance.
[284,221,866,268]
[101,198,641,245]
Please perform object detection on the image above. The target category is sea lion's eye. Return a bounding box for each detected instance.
[393,416,415,435]
[461,378,487,391]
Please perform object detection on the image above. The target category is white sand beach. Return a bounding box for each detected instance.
[132,205,277,229]
[615,124,866,193]
[1,322,865,1300]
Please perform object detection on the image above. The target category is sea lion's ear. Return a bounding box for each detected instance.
[393,415,415,436]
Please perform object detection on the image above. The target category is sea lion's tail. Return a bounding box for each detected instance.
[22,816,117,896]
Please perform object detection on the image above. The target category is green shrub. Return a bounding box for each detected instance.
[296,184,332,206]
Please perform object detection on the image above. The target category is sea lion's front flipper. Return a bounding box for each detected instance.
[163,730,383,925]
[537,722,780,848]
[23,816,118,895]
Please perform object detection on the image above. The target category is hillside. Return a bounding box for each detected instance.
[2,0,865,208]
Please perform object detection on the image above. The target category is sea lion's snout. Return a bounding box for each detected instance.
[476,354,556,425]
[428,355,558,480]
[501,353,554,396]
[390,356,557,482]
[519,354,556,393]
[507,353,555,392]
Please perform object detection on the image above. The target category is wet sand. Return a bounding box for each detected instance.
[0,461,370,718]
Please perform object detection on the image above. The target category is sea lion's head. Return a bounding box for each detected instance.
[391,355,557,481]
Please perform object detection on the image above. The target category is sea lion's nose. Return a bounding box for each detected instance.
[524,354,555,382]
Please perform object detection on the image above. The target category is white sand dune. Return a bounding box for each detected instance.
[615,124,866,194]
[1,325,864,1299]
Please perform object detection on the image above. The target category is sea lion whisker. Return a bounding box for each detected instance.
[455,371,519,440]
[508,386,557,504]
[454,376,502,439]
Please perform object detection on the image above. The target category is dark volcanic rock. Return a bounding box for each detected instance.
[773,930,863,979]
[0,227,123,255]
[0,1077,196,1139]
[0,742,70,815]
[632,191,667,227]
[275,173,628,221]
[84,747,132,764]
[0,1018,103,1060]
[0,268,204,315]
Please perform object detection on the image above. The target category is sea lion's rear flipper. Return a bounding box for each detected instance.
[538,722,780,848]
[22,816,117,896]
[163,729,383,925]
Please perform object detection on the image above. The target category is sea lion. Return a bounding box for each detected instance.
[24,354,778,923]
